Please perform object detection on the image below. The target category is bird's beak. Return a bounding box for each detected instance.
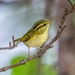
[49,19,54,23]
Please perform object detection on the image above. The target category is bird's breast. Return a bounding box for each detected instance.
[24,30,48,47]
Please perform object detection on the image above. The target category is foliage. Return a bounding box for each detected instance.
[11,55,57,75]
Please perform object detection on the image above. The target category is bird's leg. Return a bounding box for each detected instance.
[28,47,30,57]
[28,47,32,60]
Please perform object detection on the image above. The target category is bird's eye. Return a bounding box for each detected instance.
[44,24,46,26]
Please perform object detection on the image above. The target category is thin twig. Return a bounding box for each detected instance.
[0,12,66,72]
[0,25,66,72]
[0,35,18,50]
[68,0,74,8]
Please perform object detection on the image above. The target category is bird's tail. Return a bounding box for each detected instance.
[13,38,21,42]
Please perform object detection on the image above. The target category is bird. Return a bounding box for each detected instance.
[13,19,53,59]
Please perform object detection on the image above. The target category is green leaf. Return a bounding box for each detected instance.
[11,55,57,75]
[72,13,75,26]
[11,55,38,75]
[42,64,57,75]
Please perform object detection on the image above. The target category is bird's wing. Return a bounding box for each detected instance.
[21,29,36,42]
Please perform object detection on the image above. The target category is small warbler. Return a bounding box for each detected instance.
[13,19,53,58]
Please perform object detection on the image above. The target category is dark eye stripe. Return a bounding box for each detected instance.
[36,25,44,30]
[33,21,43,30]
[33,24,38,30]
[32,20,47,30]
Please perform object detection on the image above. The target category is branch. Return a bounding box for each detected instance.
[0,25,66,72]
[68,0,74,8]
[0,13,66,72]
[0,35,18,50]
[0,0,74,72]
